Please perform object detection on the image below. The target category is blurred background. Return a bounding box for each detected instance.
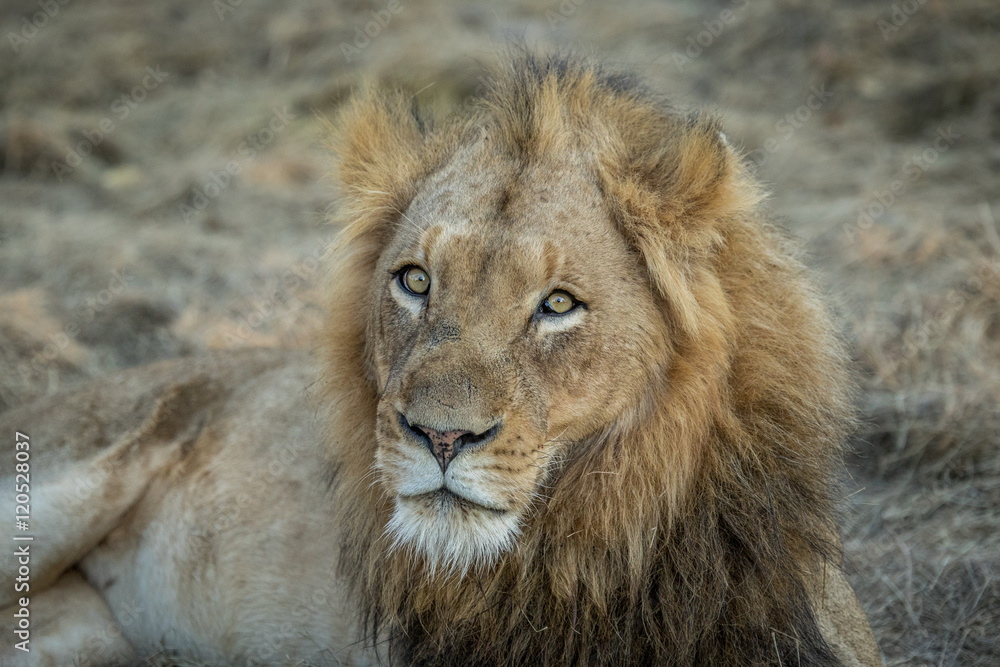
[0,0,998,664]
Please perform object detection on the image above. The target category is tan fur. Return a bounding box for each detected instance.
[0,52,880,666]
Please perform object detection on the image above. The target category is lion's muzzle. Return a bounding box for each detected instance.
[398,412,501,472]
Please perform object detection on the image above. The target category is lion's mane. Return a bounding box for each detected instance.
[318,52,854,666]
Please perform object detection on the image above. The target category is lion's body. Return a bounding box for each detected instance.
[1,52,880,666]
[0,350,371,665]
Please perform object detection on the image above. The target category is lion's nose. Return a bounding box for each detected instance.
[400,413,499,473]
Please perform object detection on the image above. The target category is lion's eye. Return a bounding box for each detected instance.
[539,290,578,315]
[398,266,430,296]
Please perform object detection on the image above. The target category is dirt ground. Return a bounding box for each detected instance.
[1,0,998,664]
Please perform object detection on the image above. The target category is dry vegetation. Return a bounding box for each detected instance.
[1,0,998,664]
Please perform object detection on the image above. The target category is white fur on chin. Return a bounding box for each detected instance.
[385,494,522,577]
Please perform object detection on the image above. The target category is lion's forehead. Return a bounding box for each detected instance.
[408,136,605,234]
[401,169,625,281]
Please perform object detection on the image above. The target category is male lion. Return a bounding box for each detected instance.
[0,53,880,666]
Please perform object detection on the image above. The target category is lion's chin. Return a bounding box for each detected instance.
[385,490,522,577]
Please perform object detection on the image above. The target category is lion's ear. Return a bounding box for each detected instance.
[605,113,761,248]
[600,114,761,336]
[326,88,431,238]
[646,116,755,228]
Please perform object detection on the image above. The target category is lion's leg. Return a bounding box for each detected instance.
[0,569,137,666]
[808,563,883,667]
[0,379,208,607]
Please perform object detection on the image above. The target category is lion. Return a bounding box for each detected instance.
[0,52,881,666]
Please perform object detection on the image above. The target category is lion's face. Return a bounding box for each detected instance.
[367,141,669,573]
[323,56,873,666]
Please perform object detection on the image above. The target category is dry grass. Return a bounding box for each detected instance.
[1,0,998,664]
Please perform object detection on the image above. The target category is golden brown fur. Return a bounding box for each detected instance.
[320,52,879,666]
